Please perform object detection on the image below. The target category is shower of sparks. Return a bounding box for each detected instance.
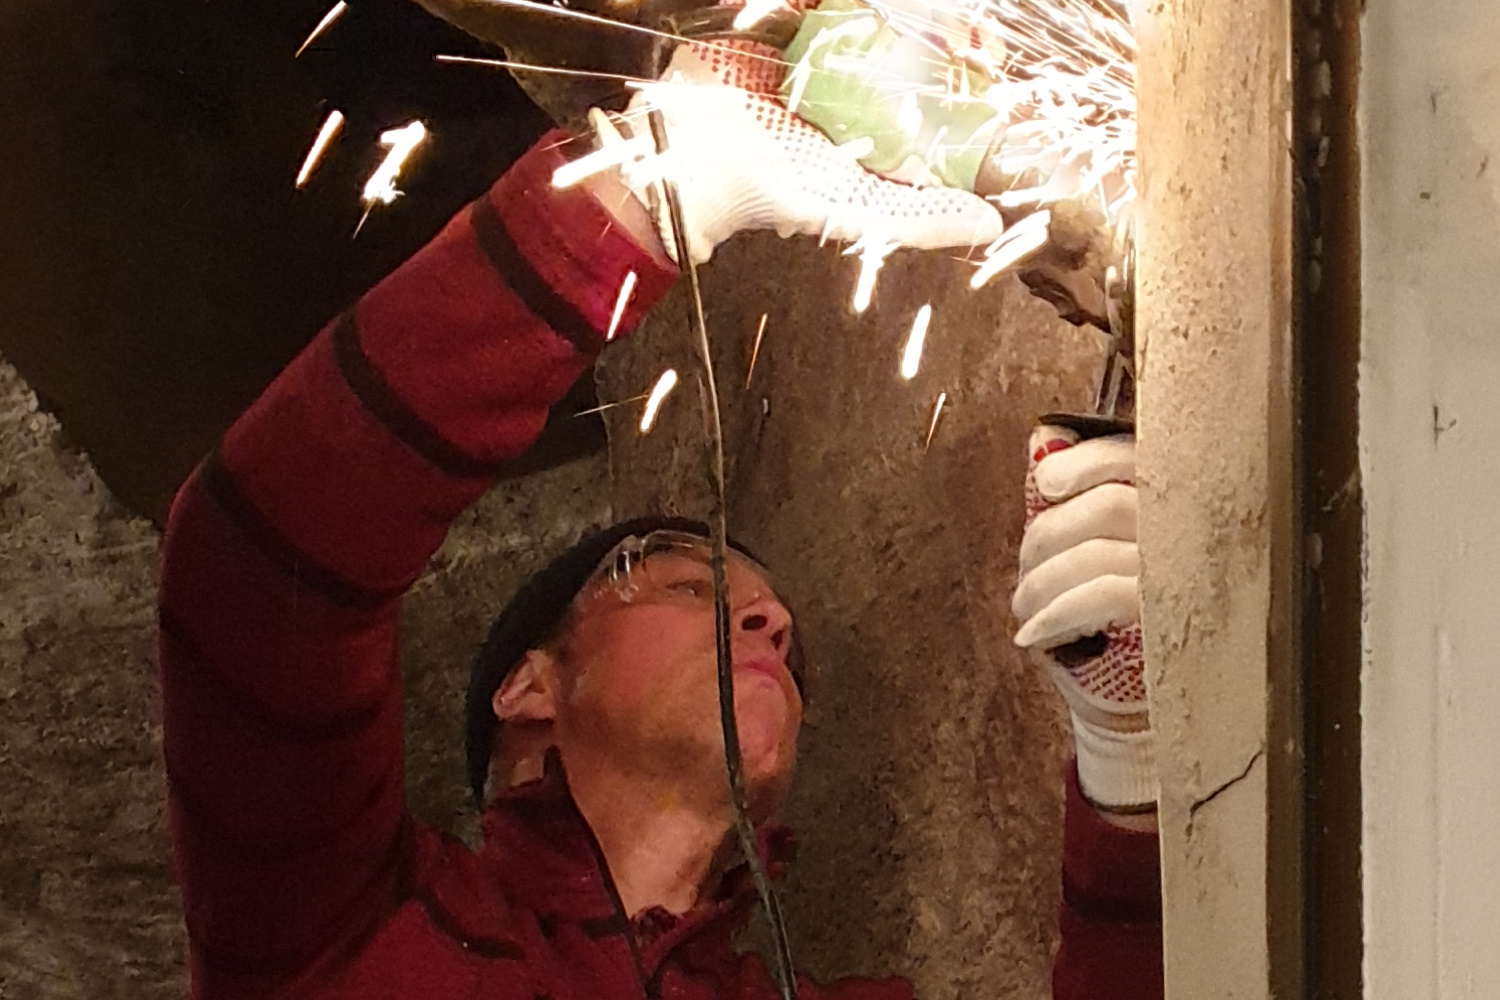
[970,209,1051,288]
[295,2,348,58]
[640,369,680,433]
[606,271,639,342]
[900,304,933,380]
[797,0,1137,223]
[846,234,899,314]
[362,121,428,206]
[924,391,948,450]
[295,109,345,189]
[746,313,769,389]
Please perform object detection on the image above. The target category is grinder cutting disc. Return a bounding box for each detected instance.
[409,0,665,130]
[408,0,799,132]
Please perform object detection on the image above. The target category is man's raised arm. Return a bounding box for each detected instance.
[156,132,677,998]
[156,33,1007,992]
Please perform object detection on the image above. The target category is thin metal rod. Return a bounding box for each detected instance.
[646,106,798,1000]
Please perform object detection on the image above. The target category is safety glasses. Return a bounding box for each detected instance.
[580,530,806,692]
[584,529,776,608]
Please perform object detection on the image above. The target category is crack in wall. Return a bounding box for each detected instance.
[1188,745,1266,823]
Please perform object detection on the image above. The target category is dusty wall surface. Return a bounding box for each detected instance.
[599,231,1104,1000]
[1133,0,1293,996]
[1360,0,1500,994]
[0,358,175,998]
[0,353,611,998]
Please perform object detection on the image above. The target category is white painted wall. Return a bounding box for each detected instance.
[1361,4,1500,997]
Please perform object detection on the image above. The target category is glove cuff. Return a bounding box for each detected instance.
[1071,711,1157,810]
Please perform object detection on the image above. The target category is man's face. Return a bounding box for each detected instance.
[551,544,803,814]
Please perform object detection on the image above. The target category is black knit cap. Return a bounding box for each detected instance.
[466,515,765,806]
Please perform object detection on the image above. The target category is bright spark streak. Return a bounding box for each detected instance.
[924,391,948,450]
[846,235,899,314]
[295,2,348,58]
[746,313,769,389]
[551,134,654,189]
[606,271,638,342]
[733,0,788,31]
[436,54,652,85]
[970,209,1051,288]
[640,369,680,434]
[785,13,881,115]
[574,392,650,417]
[835,136,877,161]
[897,92,923,137]
[900,304,933,380]
[784,57,814,116]
[295,109,344,189]
[363,121,427,206]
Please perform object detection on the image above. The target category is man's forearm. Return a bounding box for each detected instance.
[1054,764,1163,1000]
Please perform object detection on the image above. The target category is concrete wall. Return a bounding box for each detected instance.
[0,352,612,998]
[600,231,1104,1000]
[0,248,1095,1000]
[2,5,1111,996]
[1,244,1102,1000]
[0,358,176,998]
[1132,0,1294,995]
[1360,1,1500,995]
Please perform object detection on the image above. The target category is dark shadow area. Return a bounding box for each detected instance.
[0,0,574,525]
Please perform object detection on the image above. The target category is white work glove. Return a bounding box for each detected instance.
[1012,424,1154,811]
[590,39,1005,264]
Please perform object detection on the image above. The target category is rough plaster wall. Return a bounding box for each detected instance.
[0,358,175,998]
[1133,0,1292,995]
[598,232,1103,999]
[0,352,611,998]
[1360,0,1500,994]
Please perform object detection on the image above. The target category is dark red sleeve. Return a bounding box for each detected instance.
[1053,763,1163,1000]
[156,131,676,998]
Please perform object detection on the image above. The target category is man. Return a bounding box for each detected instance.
[156,37,1160,1000]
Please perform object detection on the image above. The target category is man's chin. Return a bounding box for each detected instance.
[733,703,797,812]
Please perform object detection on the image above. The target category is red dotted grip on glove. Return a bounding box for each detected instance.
[1023,424,1146,709]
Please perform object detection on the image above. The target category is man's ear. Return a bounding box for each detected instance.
[492,649,561,725]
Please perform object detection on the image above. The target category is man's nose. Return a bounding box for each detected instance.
[734,593,793,658]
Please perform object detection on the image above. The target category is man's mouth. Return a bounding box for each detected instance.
[734,656,786,683]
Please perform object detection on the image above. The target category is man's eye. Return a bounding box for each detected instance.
[665,577,715,599]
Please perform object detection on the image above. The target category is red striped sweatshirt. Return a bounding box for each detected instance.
[157,130,1161,1000]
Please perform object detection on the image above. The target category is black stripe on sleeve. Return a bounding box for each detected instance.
[166,753,406,864]
[415,887,527,960]
[158,609,396,742]
[331,311,502,481]
[470,194,602,358]
[197,448,398,611]
[579,914,630,939]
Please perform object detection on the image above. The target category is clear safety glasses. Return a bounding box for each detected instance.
[583,530,776,609]
[579,529,806,692]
